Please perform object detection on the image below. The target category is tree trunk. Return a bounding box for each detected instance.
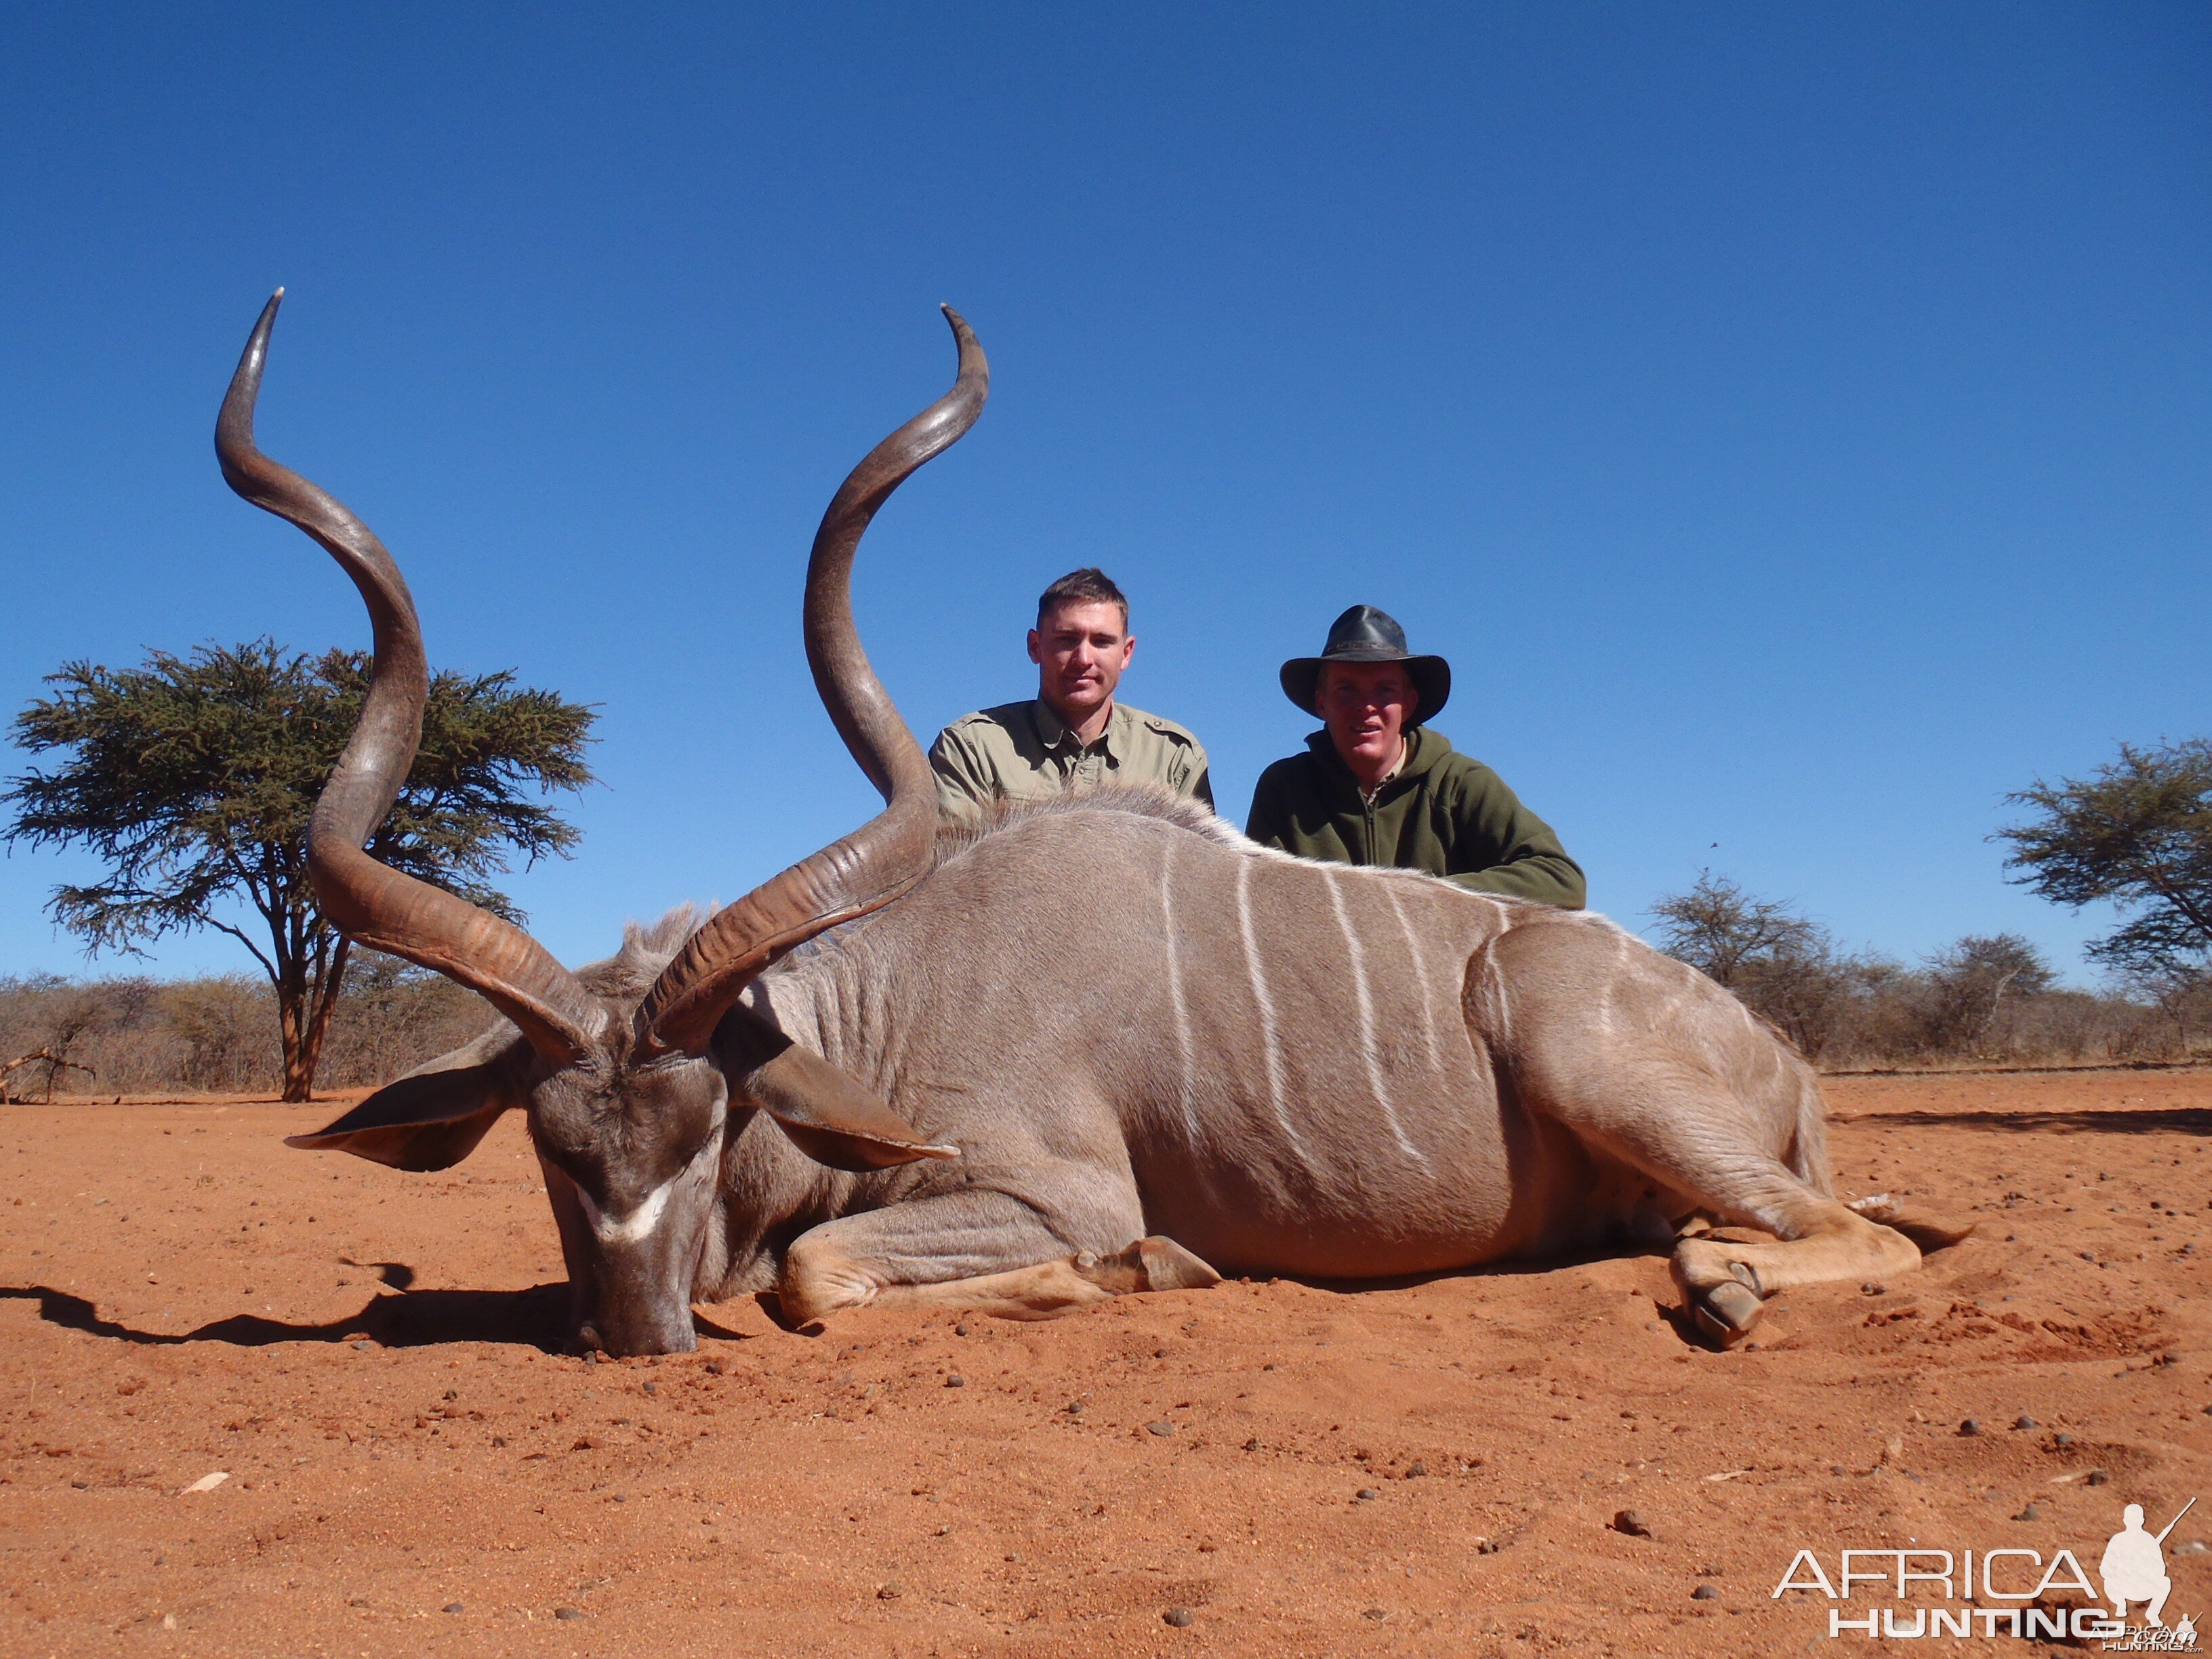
[295,935,350,1103]
[276,966,312,1103]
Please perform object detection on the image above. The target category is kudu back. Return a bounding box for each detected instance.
[222,295,1937,1354]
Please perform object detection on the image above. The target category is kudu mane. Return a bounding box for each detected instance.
[573,905,713,1004]
[933,781,1241,858]
[933,781,1580,905]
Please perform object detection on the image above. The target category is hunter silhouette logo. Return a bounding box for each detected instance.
[1772,1495,2200,1647]
[2103,1500,2192,1629]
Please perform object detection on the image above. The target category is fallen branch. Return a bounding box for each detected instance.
[1,1049,98,1104]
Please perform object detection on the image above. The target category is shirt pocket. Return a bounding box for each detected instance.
[996,768,1069,804]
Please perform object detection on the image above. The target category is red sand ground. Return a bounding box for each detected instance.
[2,1067,2209,1657]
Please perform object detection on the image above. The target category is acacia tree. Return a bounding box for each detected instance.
[1999,738,2212,983]
[1645,869,1823,989]
[1922,934,2054,1052]
[1645,871,1862,1055]
[4,640,593,1100]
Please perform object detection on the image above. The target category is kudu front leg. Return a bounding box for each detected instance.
[776,1191,1219,1328]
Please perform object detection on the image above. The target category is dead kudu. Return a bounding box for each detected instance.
[220,293,1941,1355]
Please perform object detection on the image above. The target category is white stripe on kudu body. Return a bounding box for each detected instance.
[1158,838,1202,1139]
[1322,866,1426,1164]
[1380,877,1445,1076]
[1235,857,1306,1159]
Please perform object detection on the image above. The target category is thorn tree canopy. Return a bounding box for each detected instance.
[1999,737,2212,988]
[1645,868,1824,989]
[3,639,594,1101]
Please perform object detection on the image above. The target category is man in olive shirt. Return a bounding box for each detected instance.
[1246,605,1584,907]
[931,567,1212,819]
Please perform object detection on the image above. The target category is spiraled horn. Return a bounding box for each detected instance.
[217,290,608,1065]
[636,306,989,1054]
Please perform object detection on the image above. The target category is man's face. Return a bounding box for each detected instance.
[1321,661,1418,773]
[1029,600,1133,723]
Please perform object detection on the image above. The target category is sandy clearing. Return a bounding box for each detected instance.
[1,1067,2208,1656]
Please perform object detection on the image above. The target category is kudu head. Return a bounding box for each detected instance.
[217,291,984,1354]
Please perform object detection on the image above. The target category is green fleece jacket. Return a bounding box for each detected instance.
[1245,727,1586,907]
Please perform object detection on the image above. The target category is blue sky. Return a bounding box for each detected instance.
[2,6,2206,985]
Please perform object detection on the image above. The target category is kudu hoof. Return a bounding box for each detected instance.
[1076,1237,1223,1296]
[1136,1235,1224,1293]
[1691,1277,1765,1347]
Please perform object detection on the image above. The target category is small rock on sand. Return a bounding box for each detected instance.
[554,1606,583,1620]
[1692,1584,1719,1600]
[2013,1415,2037,1429]
[1147,1421,1175,1437]
[1959,1418,1981,1436]
[2013,1504,2041,1521]
[1164,1607,1193,1627]
[1612,1510,1652,1538]
[945,1374,964,1389]
[1356,1488,1379,1501]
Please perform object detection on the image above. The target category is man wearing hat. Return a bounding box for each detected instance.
[1246,605,1585,907]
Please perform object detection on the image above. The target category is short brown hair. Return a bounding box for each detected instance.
[1036,567,1128,629]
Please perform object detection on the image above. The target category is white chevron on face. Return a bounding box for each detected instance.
[577,1171,678,1246]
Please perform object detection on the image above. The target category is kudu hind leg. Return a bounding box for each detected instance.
[1561,1088,1919,1345]
[1671,1199,1921,1345]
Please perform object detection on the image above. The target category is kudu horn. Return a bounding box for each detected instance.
[636,304,989,1054]
[216,289,608,1065]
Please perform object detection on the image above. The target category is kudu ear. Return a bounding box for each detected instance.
[285,1031,530,1173]
[719,1008,957,1173]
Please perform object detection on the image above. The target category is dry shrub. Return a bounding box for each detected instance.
[1650,874,2194,1071]
[158,976,279,1093]
[315,954,491,1088]
[0,950,495,1100]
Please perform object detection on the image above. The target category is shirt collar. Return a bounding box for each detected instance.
[1367,741,1409,799]
[1033,697,1124,758]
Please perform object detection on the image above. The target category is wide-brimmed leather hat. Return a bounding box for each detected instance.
[1279,605,1451,721]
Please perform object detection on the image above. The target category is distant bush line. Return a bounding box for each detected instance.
[0,954,487,1101]
[1647,873,2211,1071]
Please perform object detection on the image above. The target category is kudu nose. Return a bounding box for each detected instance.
[594,1321,697,1359]
[579,1296,700,1358]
